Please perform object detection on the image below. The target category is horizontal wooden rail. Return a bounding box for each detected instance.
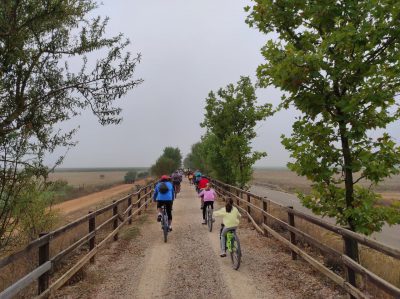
[0,180,155,298]
[261,224,366,299]
[211,178,400,299]
[0,182,153,270]
[37,195,154,299]
[0,261,51,299]
[287,208,400,260]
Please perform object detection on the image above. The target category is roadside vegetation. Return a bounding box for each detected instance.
[185,76,272,188]
[151,147,182,176]
[0,0,142,251]
[244,1,400,237]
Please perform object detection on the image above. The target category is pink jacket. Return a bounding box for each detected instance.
[199,189,216,202]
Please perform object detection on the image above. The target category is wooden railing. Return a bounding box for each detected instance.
[0,180,155,299]
[210,178,400,299]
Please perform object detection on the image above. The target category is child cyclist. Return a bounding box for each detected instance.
[198,183,216,224]
[213,198,241,257]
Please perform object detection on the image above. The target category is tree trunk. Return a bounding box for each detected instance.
[338,120,359,296]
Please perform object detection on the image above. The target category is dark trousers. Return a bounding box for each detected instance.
[202,201,214,220]
[157,200,173,220]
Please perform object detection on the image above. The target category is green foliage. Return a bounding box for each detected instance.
[150,147,182,177]
[247,0,400,234]
[14,181,59,242]
[162,147,182,170]
[183,135,216,175]
[137,171,149,179]
[199,76,272,187]
[124,171,137,183]
[0,0,142,246]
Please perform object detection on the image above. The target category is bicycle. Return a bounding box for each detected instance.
[205,205,213,232]
[173,182,180,198]
[160,205,169,243]
[220,224,241,270]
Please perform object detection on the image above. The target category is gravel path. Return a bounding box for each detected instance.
[56,181,344,299]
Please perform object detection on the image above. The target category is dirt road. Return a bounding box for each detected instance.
[57,181,343,299]
[53,180,148,216]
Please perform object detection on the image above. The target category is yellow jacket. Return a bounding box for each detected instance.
[214,206,241,228]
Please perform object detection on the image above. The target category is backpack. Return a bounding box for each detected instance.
[158,182,169,194]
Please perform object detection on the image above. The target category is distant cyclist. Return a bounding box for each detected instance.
[188,171,194,185]
[214,198,241,257]
[198,183,216,224]
[171,170,182,196]
[153,175,175,231]
[194,171,202,192]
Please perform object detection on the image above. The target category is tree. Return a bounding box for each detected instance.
[124,171,137,184]
[137,171,149,179]
[201,76,272,187]
[184,135,217,175]
[245,1,400,236]
[0,0,142,248]
[162,147,182,170]
[150,156,176,177]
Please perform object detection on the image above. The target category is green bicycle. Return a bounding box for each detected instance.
[220,224,242,270]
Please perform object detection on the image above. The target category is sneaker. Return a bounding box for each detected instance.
[220,252,226,257]
[157,214,162,222]
[202,220,206,225]
[168,226,172,232]
[212,218,216,222]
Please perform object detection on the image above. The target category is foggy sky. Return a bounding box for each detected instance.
[47,0,400,168]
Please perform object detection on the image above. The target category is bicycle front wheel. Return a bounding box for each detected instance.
[207,206,213,232]
[230,235,241,270]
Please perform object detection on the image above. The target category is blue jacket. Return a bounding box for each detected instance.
[153,181,174,201]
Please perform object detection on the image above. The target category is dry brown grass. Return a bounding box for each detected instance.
[0,179,151,297]
[252,168,400,201]
[249,169,400,298]
[48,171,126,187]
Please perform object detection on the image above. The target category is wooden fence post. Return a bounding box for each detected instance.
[287,206,297,260]
[38,232,49,295]
[138,192,142,216]
[246,193,251,222]
[235,189,240,206]
[88,211,95,263]
[113,201,118,241]
[262,197,269,237]
[144,187,148,209]
[343,231,359,299]
[128,196,132,224]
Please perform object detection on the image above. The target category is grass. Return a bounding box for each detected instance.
[249,169,400,298]
[120,215,148,241]
[0,177,151,296]
[252,168,400,198]
[48,171,127,187]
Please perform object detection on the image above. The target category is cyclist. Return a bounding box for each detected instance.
[214,198,241,257]
[197,175,209,192]
[188,171,194,185]
[194,170,202,191]
[171,170,182,196]
[198,183,216,224]
[153,175,175,231]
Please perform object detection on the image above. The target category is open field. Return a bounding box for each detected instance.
[48,171,127,187]
[252,168,400,203]
[48,168,149,187]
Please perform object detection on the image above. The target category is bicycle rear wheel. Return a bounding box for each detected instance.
[207,206,213,232]
[162,211,169,243]
[230,234,241,270]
